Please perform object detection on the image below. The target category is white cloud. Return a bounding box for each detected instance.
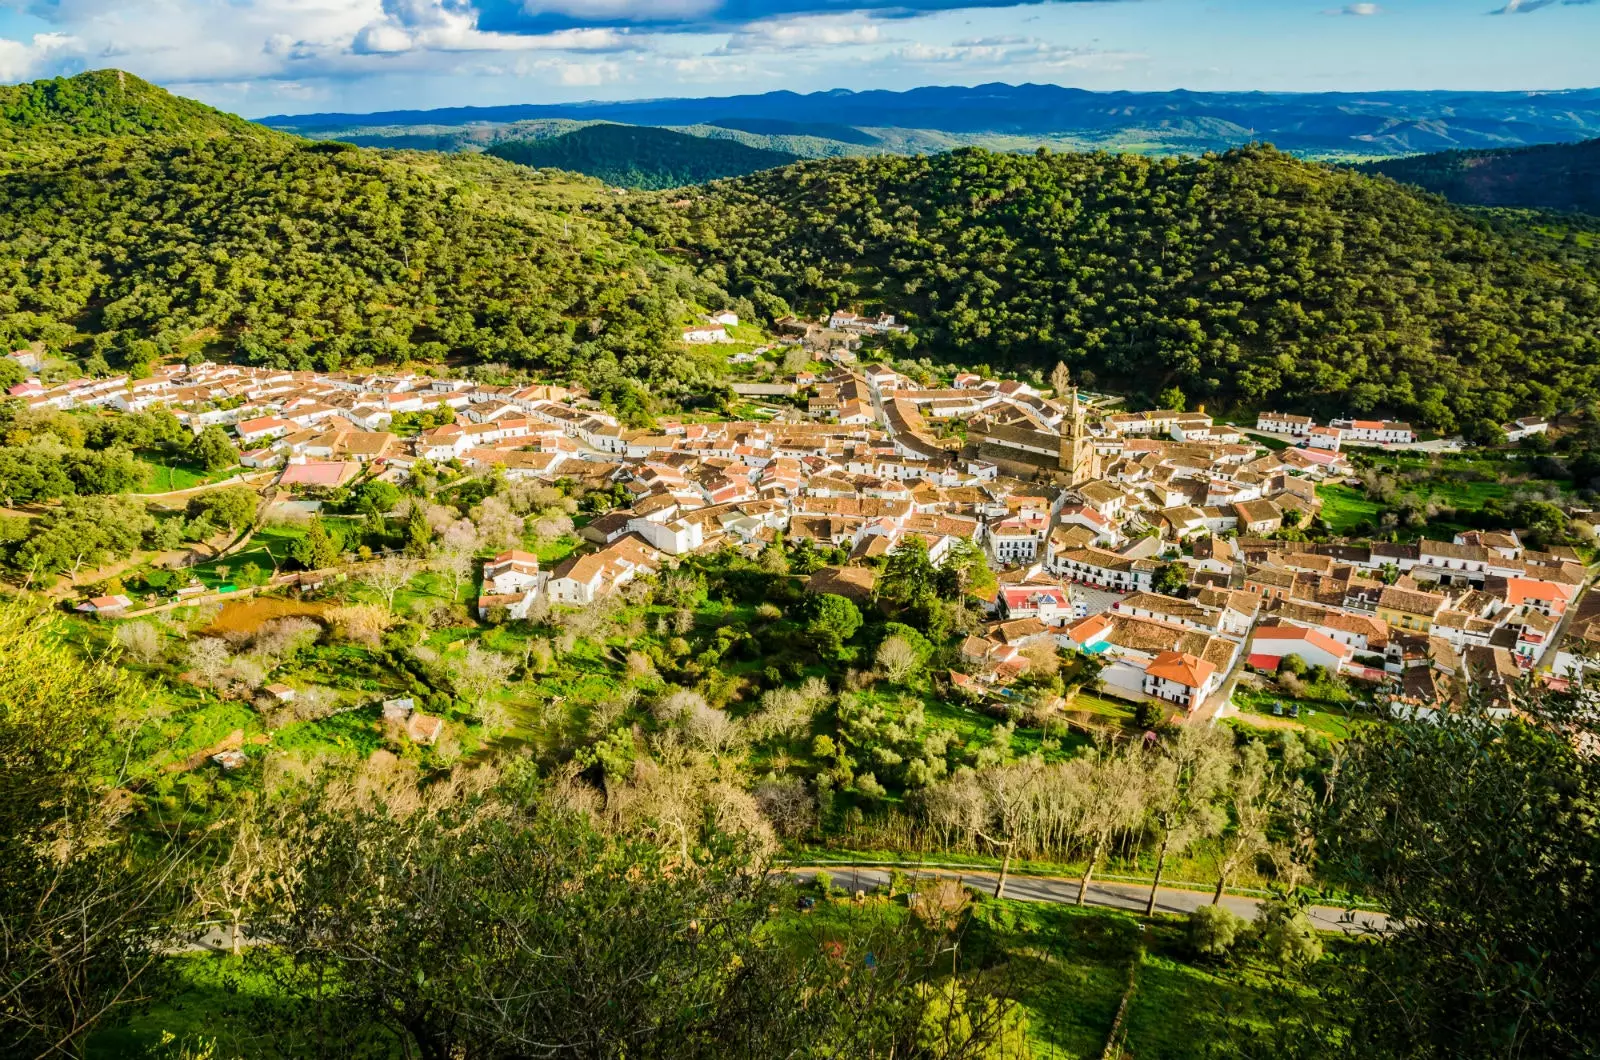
[893,35,1142,71]
[1328,3,1382,14]
[719,14,889,53]
[0,32,82,82]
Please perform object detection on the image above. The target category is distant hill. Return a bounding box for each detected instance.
[1356,139,1600,213]
[704,117,882,147]
[260,82,1600,159]
[648,145,1600,431]
[0,70,279,163]
[487,124,798,189]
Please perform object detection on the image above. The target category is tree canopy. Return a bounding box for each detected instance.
[648,146,1600,428]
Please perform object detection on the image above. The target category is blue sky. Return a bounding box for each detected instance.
[0,0,1595,116]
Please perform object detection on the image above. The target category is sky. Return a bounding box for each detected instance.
[0,0,1596,117]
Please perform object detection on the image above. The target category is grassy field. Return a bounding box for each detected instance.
[1230,687,1374,742]
[183,526,307,588]
[1315,483,1384,534]
[134,455,240,494]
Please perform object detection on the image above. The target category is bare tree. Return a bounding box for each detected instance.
[431,546,475,603]
[365,554,420,614]
[1211,739,1284,904]
[1141,723,1231,915]
[1050,360,1072,398]
[470,495,524,551]
[114,621,163,664]
[753,776,817,839]
[976,758,1046,899]
[330,604,389,648]
[186,637,232,690]
[1073,745,1147,906]
[449,643,516,717]
[875,635,921,683]
[684,700,742,755]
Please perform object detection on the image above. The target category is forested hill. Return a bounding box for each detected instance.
[0,70,280,164]
[1355,139,1600,214]
[646,147,1600,431]
[488,124,799,190]
[0,136,733,407]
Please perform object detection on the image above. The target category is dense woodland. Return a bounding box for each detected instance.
[489,124,800,190]
[645,147,1600,430]
[0,134,740,406]
[0,71,277,165]
[1356,138,1600,214]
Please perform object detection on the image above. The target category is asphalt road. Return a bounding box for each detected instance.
[789,866,1389,936]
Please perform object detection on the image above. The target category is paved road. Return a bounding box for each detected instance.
[789,865,1388,936]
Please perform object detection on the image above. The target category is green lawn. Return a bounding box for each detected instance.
[1230,687,1374,742]
[1315,483,1384,534]
[134,455,240,494]
[184,526,307,588]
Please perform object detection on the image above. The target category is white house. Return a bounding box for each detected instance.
[987,516,1047,565]
[683,323,732,344]
[1331,419,1415,445]
[1256,412,1314,437]
[1306,426,1342,451]
[1142,651,1221,712]
[1503,416,1550,442]
[998,585,1073,626]
[626,516,704,556]
[482,550,542,594]
[1246,623,1353,673]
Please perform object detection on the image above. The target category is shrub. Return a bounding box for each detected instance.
[1254,900,1324,969]
[1188,904,1245,959]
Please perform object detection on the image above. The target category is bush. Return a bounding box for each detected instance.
[1254,900,1324,969]
[812,870,833,896]
[1188,904,1245,959]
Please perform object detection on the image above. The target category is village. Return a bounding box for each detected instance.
[12,309,1597,735]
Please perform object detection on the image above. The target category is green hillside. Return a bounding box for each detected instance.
[647,147,1600,430]
[489,123,799,190]
[0,136,732,403]
[0,70,280,164]
[1356,139,1600,214]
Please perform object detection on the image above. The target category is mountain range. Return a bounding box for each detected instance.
[261,82,1600,159]
[2,70,1599,431]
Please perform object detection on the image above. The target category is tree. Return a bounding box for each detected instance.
[248,770,1020,1059]
[0,602,192,1058]
[879,537,936,604]
[1315,687,1600,1058]
[1142,723,1231,916]
[189,426,238,473]
[289,519,340,571]
[1152,562,1189,596]
[185,486,258,532]
[403,502,433,557]
[1188,904,1245,960]
[1158,386,1187,412]
[804,593,861,656]
[364,554,419,614]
